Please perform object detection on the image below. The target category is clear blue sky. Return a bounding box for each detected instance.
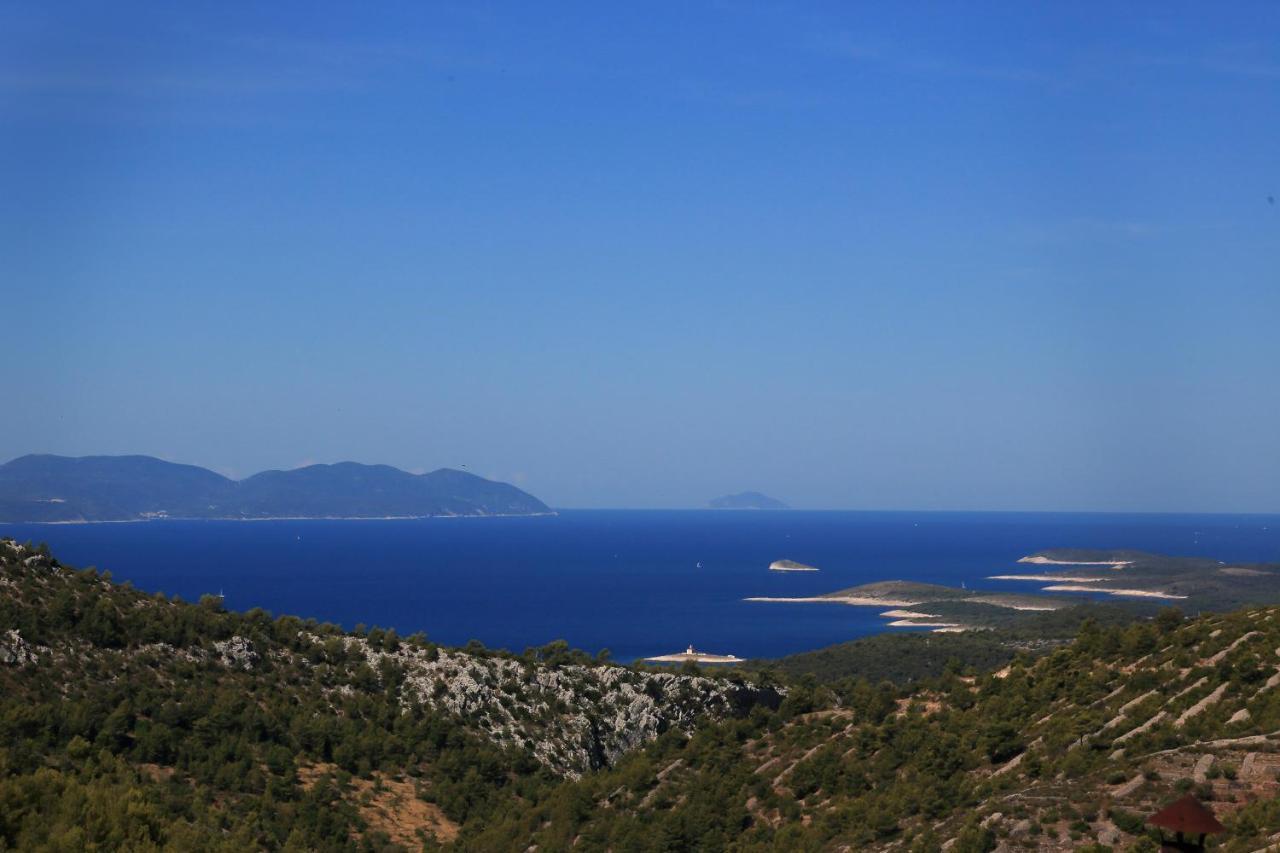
[2,2,1278,511]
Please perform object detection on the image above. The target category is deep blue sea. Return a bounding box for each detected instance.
[3,511,1278,661]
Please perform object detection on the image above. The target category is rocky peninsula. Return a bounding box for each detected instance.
[769,559,819,572]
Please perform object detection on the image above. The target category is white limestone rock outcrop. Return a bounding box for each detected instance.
[214,635,259,670]
[1,628,40,666]
[314,634,783,777]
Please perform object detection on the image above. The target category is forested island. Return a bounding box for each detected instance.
[707,491,789,510]
[0,454,551,522]
[749,550,1280,635]
[6,537,1280,850]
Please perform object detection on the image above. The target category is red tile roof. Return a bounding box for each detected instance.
[1148,794,1226,835]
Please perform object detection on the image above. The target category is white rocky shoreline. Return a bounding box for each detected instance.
[741,550,1175,634]
[995,554,1187,600]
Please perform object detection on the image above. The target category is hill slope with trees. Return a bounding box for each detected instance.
[5,537,1280,851]
[0,539,774,850]
[477,605,1280,851]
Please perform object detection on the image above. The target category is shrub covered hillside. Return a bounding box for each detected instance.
[474,606,1280,850]
[0,539,778,851]
[6,535,1280,852]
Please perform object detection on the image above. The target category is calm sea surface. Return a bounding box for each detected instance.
[4,510,1278,661]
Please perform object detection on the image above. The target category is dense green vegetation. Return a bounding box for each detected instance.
[760,602,1148,683]
[0,538,779,851]
[5,536,1280,851]
[477,605,1280,851]
[783,550,1280,643]
[1023,549,1280,611]
[0,540,558,850]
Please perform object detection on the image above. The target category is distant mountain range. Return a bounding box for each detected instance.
[0,455,551,522]
[707,491,789,510]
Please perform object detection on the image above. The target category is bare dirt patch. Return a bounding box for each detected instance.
[298,763,459,845]
[138,763,176,783]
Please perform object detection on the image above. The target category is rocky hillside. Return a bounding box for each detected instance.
[472,603,1280,851]
[0,538,778,850]
[7,533,1280,851]
[306,634,779,778]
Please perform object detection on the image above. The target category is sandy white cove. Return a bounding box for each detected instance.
[1040,584,1188,599]
[744,595,921,607]
[988,574,1110,582]
[747,595,1061,612]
